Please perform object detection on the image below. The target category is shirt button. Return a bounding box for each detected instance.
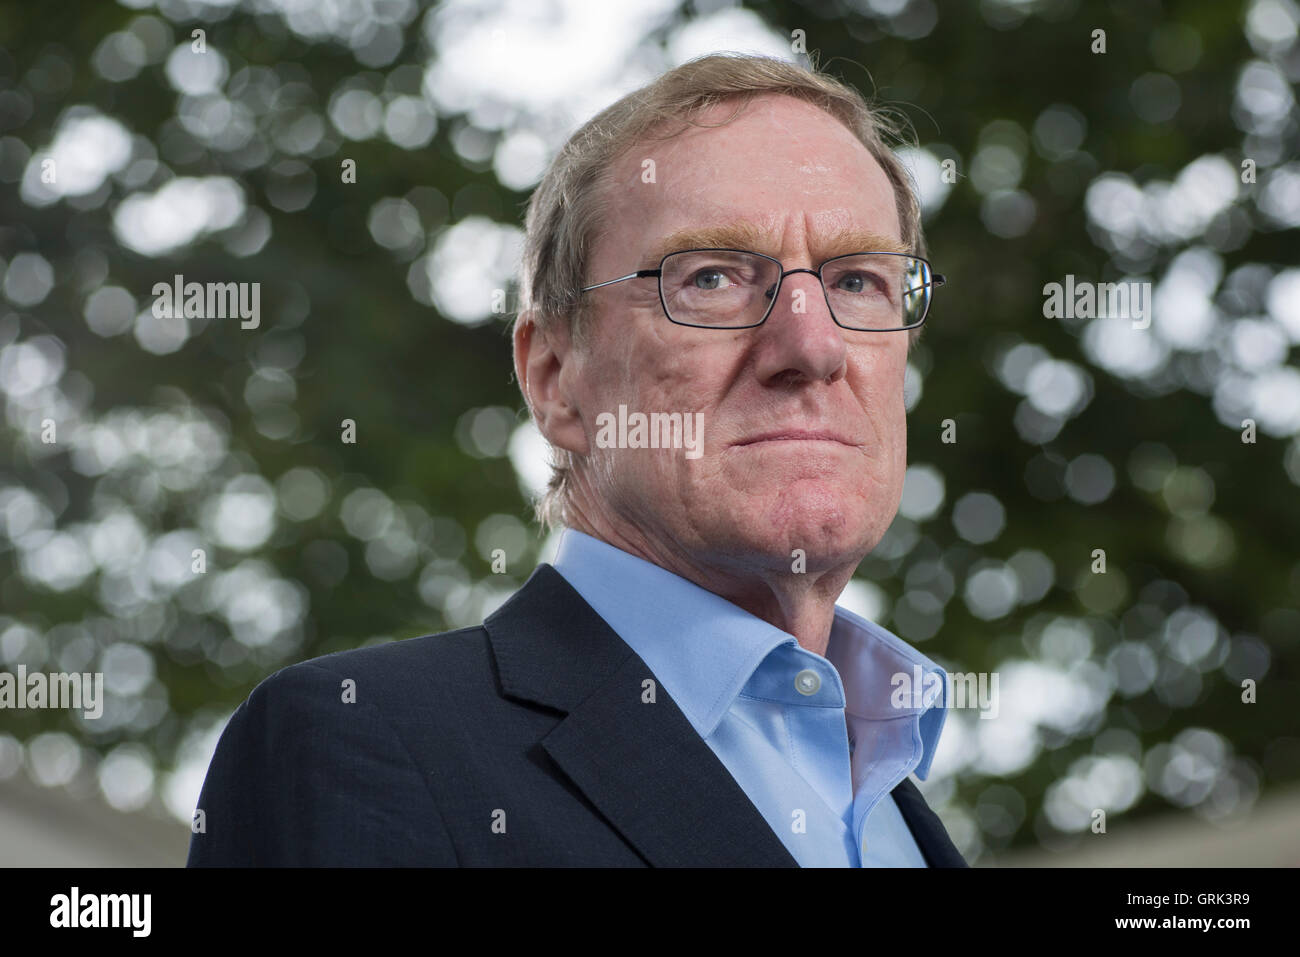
[794,669,821,696]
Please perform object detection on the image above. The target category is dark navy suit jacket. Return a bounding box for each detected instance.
[187,563,967,867]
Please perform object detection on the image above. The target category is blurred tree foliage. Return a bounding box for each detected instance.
[0,0,1296,861]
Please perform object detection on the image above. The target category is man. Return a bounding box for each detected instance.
[187,53,963,867]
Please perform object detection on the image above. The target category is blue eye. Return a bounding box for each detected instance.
[692,269,730,290]
[835,272,884,294]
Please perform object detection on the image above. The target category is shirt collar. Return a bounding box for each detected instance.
[550,527,948,779]
[827,605,949,780]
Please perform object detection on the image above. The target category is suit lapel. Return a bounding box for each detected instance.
[484,563,798,867]
[485,562,968,867]
[890,775,968,867]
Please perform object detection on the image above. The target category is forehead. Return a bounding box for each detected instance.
[602,93,902,262]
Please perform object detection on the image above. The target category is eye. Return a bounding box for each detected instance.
[834,271,881,294]
[691,268,732,291]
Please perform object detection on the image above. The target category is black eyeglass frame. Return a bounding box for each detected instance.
[579,248,946,332]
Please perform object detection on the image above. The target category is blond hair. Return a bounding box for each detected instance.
[515,53,927,531]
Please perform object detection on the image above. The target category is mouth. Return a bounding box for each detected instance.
[733,430,857,447]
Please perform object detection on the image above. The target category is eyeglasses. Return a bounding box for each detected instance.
[580,248,944,331]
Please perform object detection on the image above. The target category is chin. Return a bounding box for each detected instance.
[727,485,879,561]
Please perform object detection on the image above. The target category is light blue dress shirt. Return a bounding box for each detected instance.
[551,527,950,868]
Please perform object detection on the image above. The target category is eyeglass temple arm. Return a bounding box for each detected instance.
[580,269,661,292]
[901,275,946,296]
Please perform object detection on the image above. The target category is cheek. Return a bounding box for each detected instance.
[581,330,718,494]
[860,350,908,426]
[611,330,726,422]
[886,385,909,473]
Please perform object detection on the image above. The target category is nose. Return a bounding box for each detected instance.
[754,266,848,386]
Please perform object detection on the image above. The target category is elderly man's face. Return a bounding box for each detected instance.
[566,93,910,576]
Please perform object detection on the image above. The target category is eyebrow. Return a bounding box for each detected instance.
[644,222,909,265]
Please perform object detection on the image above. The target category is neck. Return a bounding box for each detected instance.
[563,500,856,657]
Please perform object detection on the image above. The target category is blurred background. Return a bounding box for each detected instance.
[0,0,1298,867]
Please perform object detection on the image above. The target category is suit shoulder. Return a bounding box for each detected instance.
[296,624,488,674]
[242,625,494,710]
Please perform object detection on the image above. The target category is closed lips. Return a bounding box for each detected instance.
[735,431,855,445]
